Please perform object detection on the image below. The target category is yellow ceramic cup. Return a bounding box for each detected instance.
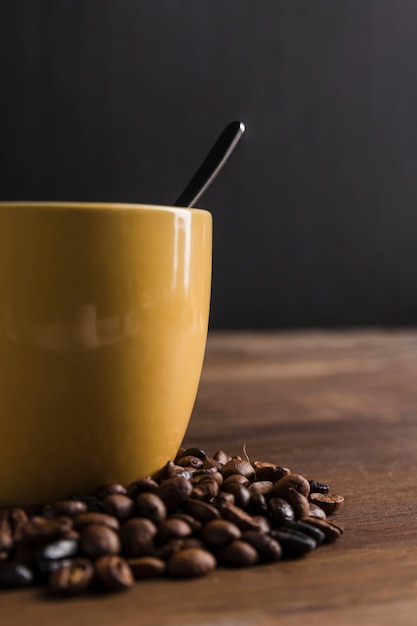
[0,202,212,506]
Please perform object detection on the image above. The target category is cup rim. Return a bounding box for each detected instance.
[0,201,211,216]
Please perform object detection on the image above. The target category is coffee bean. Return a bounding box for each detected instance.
[282,520,326,545]
[167,548,216,578]
[271,528,317,557]
[248,481,273,497]
[212,492,235,507]
[43,500,87,518]
[308,480,330,494]
[179,447,207,461]
[191,479,219,502]
[184,499,221,523]
[126,477,159,499]
[217,540,259,567]
[176,455,204,469]
[219,502,263,531]
[156,518,192,542]
[213,450,230,465]
[153,538,184,559]
[249,491,268,515]
[252,462,290,483]
[158,477,193,511]
[135,492,167,524]
[37,539,79,573]
[96,483,127,499]
[222,459,256,481]
[69,495,104,512]
[251,515,272,534]
[168,513,202,532]
[309,493,344,515]
[308,503,327,520]
[22,516,73,544]
[221,483,251,509]
[6,508,28,542]
[0,510,13,552]
[300,517,343,542]
[48,558,94,595]
[0,562,34,588]
[269,497,295,526]
[95,555,134,591]
[202,458,223,471]
[73,512,120,531]
[241,530,282,561]
[80,524,121,559]
[270,474,310,500]
[120,518,157,557]
[201,519,242,547]
[287,488,311,520]
[128,556,166,579]
[102,494,135,521]
[182,538,205,550]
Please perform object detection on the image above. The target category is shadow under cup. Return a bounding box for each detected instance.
[0,203,212,506]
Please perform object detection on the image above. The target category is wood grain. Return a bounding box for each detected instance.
[2,330,417,625]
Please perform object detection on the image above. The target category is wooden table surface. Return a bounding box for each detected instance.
[2,330,417,626]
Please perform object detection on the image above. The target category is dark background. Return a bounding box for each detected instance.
[1,0,417,329]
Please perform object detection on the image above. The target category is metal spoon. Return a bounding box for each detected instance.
[173,120,245,208]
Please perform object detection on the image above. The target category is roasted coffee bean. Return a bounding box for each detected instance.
[96,483,127,499]
[269,497,295,526]
[6,508,28,542]
[248,481,273,497]
[135,492,167,524]
[48,558,94,595]
[252,462,290,483]
[156,518,192,542]
[73,512,120,531]
[179,447,207,461]
[271,528,317,557]
[0,510,13,551]
[102,494,135,521]
[184,499,221,523]
[153,538,184,559]
[167,548,216,578]
[270,473,310,500]
[219,502,263,531]
[182,538,205,550]
[128,556,166,579]
[191,479,219,502]
[95,555,134,591]
[202,458,223,471]
[192,467,220,478]
[120,518,157,557]
[168,513,202,532]
[80,524,121,559]
[251,515,272,534]
[287,488,311,520]
[213,450,230,465]
[222,459,256,481]
[282,520,326,545]
[241,530,282,561]
[221,483,251,509]
[223,474,250,488]
[176,455,204,469]
[158,477,193,511]
[0,562,34,588]
[201,519,242,547]
[249,491,268,515]
[126,477,159,499]
[212,492,235,507]
[217,540,259,567]
[22,516,73,544]
[308,503,327,520]
[308,480,330,494]
[309,493,344,515]
[43,500,87,519]
[37,539,79,573]
[69,495,103,512]
[300,517,343,543]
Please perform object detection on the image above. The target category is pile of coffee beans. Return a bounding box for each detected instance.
[0,447,344,596]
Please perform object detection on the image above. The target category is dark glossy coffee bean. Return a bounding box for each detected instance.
[300,517,343,542]
[167,548,216,578]
[249,491,268,515]
[222,459,255,481]
[191,479,219,502]
[96,483,127,499]
[184,499,221,523]
[268,497,295,526]
[73,512,120,531]
[309,493,344,515]
[126,477,159,499]
[308,503,327,520]
[282,520,326,545]
[201,519,241,547]
[80,524,121,559]
[37,539,79,573]
[308,480,329,494]
[271,528,317,557]
[241,530,282,561]
[179,447,207,461]
[0,562,34,588]
[135,492,167,524]
[270,474,310,500]
[43,500,87,518]
[49,558,94,595]
[22,516,73,544]
[176,455,204,469]
[287,488,310,520]
[102,494,134,521]
[252,462,290,483]
[221,483,251,509]
[219,502,262,531]
[156,518,192,542]
[120,518,157,557]
[158,477,193,511]
[217,540,259,567]
[202,458,223,471]
[128,556,166,579]
[95,555,134,591]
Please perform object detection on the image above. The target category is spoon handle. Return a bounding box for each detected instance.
[173,120,245,208]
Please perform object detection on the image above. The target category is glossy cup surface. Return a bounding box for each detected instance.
[0,202,212,505]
